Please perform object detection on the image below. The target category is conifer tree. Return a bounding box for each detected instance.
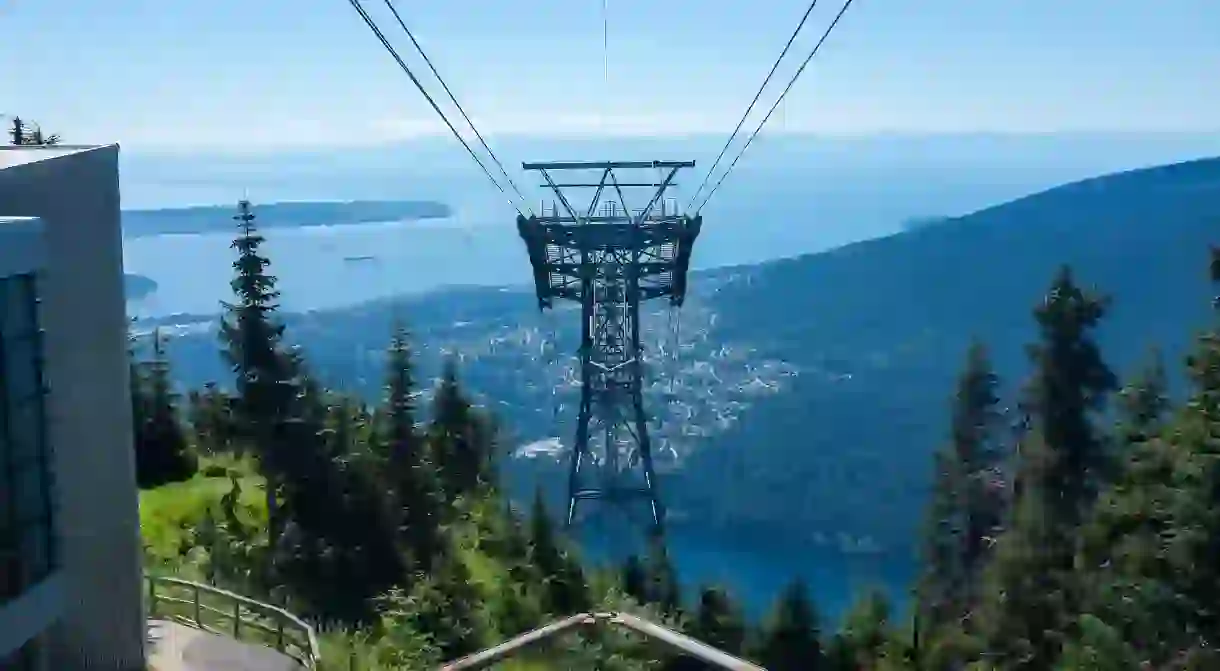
[1022,265,1118,528]
[273,371,405,625]
[381,325,445,572]
[827,590,895,671]
[644,541,682,616]
[132,328,195,487]
[1115,348,1170,447]
[751,579,824,671]
[528,488,589,614]
[428,359,487,499]
[690,586,746,657]
[128,326,151,471]
[218,199,298,539]
[621,554,649,604]
[977,265,1116,668]
[1147,246,1220,647]
[917,340,1004,635]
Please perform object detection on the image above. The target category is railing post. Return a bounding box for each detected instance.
[193,583,202,626]
[274,593,287,652]
[233,600,241,638]
[147,577,157,617]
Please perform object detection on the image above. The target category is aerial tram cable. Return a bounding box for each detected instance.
[692,0,857,215]
[344,0,531,217]
[602,0,610,100]
[380,0,534,214]
[686,0,822,211]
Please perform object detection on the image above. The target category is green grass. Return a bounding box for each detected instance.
[139,454,266,565]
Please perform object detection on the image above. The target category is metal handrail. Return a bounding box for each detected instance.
[438,611,767,670]
[145,575,320,669]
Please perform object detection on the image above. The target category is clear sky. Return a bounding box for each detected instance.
[4,0,1219,152]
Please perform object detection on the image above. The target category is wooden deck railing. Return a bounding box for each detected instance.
[145,575,320,669]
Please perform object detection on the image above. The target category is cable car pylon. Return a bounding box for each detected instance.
[517,160,702,535]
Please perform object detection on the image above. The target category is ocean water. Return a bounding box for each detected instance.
[577,522,915,623]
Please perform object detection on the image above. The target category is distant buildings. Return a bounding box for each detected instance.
[0,146,144,670]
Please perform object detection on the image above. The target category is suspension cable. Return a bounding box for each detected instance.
[693,0,857,215]
[381,0,534,215]
[686,0,821,211]
[344,0,527,216]
[602,0,610,110]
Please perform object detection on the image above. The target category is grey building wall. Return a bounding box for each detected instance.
[0,146,145,670]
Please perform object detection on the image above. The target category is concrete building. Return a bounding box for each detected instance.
[0,145,145,670]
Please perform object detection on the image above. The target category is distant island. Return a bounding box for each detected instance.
[121,200,452,238]
[124,273,158,301]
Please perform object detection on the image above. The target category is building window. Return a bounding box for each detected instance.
[0,274,55,606]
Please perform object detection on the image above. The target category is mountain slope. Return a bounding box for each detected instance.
[676,156,1220,555]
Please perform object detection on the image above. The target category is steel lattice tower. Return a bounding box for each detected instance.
[516,160,702,532]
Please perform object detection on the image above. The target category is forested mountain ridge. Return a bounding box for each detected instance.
[679,155,1220,554]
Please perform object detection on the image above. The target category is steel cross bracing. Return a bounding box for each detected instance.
[516,160,702,532]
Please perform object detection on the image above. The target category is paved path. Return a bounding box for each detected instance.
[147,620,302,671]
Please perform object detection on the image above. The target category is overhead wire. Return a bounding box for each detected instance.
[344,0,530,217]
[692,0,857,215]
[685,0,822,211]
[381,0,534,215]
[603,0,610,96]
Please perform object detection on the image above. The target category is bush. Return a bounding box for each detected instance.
[201,463,229,478]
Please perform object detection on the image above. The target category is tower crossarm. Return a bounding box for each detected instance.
[516,215,703,308]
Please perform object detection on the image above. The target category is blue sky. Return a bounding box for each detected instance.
[4,0,1219,152]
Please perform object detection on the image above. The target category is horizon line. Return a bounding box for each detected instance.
[117,128,1220,158]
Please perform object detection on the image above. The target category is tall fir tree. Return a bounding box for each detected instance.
[977,265,1117,668]
[528,488,589,615]
[621,554,649,604]
[1075,353,1185,666]
[1149,245,1220,652]
[827,590,897,671]
[751,579,824,671]
[218,199,298,539]
[428,359,489,499]
[131,328,195,487]
[917,340,1005,638]
[381,324,446,572]
[644,540,683,617]
[1022,265,1118,528]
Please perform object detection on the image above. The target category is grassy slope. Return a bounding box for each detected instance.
[139,455,266,572]
[139,459,569,669]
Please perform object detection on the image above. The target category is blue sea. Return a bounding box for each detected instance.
[120,132,1220,619]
